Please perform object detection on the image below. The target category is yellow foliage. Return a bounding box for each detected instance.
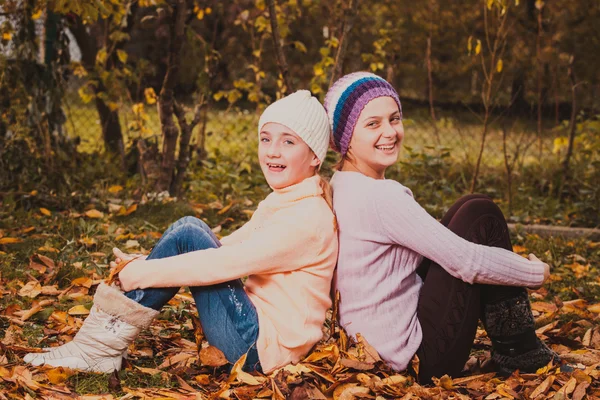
[144,88,157,105]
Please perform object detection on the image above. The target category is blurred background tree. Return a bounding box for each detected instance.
[0,0,598,225]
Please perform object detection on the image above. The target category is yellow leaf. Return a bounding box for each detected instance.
[19,281,42,298]
[108,185,123,194]
[144,88,157,105]
[512,244,528,254]
[38,246,59,253]
[588,303,600,313]
[96,48,107,65]
[40,207,51,216]
[314,65,324,77]
[46,367,72,384]
[68,305,90,316]
[553,136,569,154]
[2,32,12,41]
[0,237,23,244]
[475,39,482,55]
[205,7,212,14]
[84,209,104,219]
[107,102,119,111]
[496,59,503,73]
[71,277,93,288]
[196,9,204,19]
[31,9,43,20]
[117,49,128,63]
[78,86,94,104]
[123,203,138,216]
[468,36,473,53]
[79,236,97,247]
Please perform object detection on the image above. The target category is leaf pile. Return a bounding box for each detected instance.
[1,186,600,398]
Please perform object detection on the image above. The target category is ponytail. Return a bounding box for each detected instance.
[318,175,338,232]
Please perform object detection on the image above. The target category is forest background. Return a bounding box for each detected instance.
[0,0,599,398]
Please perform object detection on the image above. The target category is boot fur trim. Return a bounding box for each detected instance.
[93,283,159,328]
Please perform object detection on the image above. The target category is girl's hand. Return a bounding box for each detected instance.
[110,247,147,269]
[527,253,550,289]
[117,258,145,292]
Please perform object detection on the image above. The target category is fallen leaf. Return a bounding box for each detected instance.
[39,207,52,216]
[572,381,590,400]
[67,305,90,316]
[84,209,104,219]
[0,237,23,244]
[199,345,228,367]
[108,185,123,193]
[46,367,72,384]
[19,281,42,298]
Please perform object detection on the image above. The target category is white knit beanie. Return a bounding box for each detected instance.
[258,90,330,164]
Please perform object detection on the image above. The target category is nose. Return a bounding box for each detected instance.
[382,121,397,138]
[266,141,281,158]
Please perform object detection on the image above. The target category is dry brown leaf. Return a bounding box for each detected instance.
[199,345,228,367]
[36,254,56,269]
[158,352,194,369]
[19,281,42,298]
[84,209,104,219]
[333,383,370,400]
[229,352,266,386]
[432,374,454,390]
[588,303,600,313]
[572,381,590,400]
[340,357,374,371]
[356,333,381,364]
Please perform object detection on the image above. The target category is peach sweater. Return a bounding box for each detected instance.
[119,175,338,372]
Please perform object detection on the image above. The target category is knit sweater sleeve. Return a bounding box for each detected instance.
[118,213,322,291]
[373,181,545,287]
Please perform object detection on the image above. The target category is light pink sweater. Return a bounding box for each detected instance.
[330,171,545,371]
[119,175,338,373]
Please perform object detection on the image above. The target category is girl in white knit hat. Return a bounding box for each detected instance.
[25,90,338,374]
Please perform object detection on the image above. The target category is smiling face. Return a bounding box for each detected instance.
[345,96,404,179]
[258,123,321,189]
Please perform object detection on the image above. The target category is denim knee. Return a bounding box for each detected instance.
[171,223,218,251]
[175,216,212,234]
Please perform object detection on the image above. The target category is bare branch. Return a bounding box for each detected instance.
[266,0,293,94]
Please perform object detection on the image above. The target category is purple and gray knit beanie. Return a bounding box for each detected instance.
[324,72,402,156]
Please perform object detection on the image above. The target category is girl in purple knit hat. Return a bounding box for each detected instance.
[324,72,557,383]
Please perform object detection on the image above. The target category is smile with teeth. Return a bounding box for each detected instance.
[375,143,396,151]
[267,163,286,171]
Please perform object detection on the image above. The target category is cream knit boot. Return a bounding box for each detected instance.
[23,283,159,373]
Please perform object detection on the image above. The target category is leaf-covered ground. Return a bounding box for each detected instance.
[0,185,599,400]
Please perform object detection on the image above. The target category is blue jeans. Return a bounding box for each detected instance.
[124,216,261,372]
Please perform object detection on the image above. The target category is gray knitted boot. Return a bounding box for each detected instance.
[482,291,558,376]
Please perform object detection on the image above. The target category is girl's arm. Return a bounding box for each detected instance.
[374,182,546,287]
[118,217,324,291]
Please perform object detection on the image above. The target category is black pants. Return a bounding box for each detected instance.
[416,194,526,383]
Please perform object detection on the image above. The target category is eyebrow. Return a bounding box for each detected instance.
[259,131,299,139]
[361,110,401,123]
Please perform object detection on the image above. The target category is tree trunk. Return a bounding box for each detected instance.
[155,0,187,193]
[70,18,125,160]
[95,92,124,157]
[266,0,293,94]
[560,56,578,198]
[536,4,543,157]
[171,102,202,196]
[330,0,360,86]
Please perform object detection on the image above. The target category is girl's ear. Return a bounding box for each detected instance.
[310,153,321,168]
